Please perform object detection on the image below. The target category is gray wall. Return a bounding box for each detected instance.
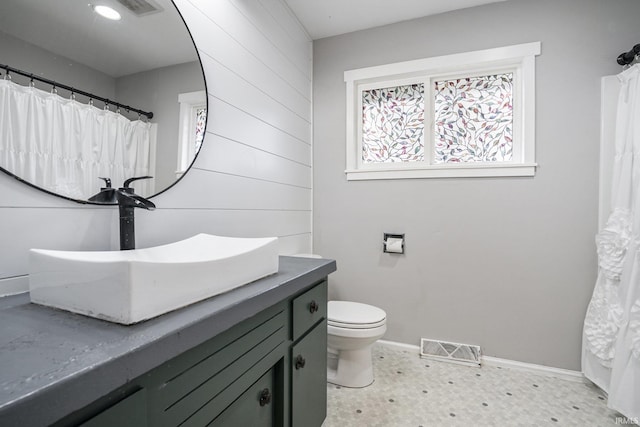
[313,0,640,370]
[116,61,204,191]
[0,0,312,295]
[0,32,115,104]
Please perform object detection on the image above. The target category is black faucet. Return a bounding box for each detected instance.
[89,176,156,250]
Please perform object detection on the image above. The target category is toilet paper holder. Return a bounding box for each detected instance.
[383,233,405,254]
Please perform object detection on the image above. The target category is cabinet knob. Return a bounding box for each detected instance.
[259,388,272,406]
[309,300,319,313]
[295,354,306,370]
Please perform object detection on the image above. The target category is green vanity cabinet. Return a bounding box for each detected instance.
[63,279,328,427]
[0,257,337,427]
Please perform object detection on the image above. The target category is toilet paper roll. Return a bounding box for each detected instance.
[385,237,404,253]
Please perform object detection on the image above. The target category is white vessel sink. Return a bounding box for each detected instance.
[28,234,279,324]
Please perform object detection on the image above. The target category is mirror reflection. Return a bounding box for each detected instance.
[0,0,206,201]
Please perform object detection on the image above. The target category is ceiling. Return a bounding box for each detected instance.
[283,0,510,40]
[0,0,510,77]
[0,0,197,78]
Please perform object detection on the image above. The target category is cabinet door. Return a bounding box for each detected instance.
[146,306,286,426]
[209,368,275,427]
[291,319,327,427]
[79,389,146,427]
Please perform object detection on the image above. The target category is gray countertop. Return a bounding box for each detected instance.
[0,256,336,426]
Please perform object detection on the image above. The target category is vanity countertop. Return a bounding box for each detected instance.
[0,256,336,426]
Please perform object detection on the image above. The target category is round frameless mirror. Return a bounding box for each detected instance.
[0,0,206,202]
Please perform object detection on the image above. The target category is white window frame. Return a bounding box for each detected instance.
[344,42,541,180]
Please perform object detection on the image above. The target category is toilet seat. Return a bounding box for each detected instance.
[328,322,387,339]
[328,319,386,329]
[328,301,386,329]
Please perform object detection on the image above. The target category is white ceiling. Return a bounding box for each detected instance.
[0,0,197,77]
[0,0,511,77]
[283,0,510,40]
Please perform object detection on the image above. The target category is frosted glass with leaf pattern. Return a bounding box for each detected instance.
[434,74,513,163]
[361,83,425,163]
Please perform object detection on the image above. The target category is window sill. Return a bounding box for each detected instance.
[345,163,537,180]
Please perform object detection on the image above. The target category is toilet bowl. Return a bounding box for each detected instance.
[327,300,387,388]
[289,254,386,387]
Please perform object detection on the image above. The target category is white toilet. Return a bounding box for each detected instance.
[327,300,387,388]
[290,254,387,388]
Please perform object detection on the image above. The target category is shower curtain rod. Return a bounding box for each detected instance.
[617,43,640,66]
[0,63,154,120]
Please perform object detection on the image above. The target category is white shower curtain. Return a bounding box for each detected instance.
[0,79,154,200]
[583,63,640,420]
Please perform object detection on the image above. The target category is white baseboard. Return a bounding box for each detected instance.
[377,339,587,384]
[0,276,29,297]
[482,356,586,383]
[377,339,420,352]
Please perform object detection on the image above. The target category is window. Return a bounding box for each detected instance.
[177,90,207,179]
[344,42,540,180]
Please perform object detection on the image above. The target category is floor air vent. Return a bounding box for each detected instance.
[116,0,163,16]
[420,338,481,367]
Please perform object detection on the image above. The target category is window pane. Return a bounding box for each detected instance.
[194,107,207,153]
[362,83,424,163]
[434,73,513,163]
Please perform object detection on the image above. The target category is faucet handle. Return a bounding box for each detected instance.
[98,177,112,188]
[123,175,153,188]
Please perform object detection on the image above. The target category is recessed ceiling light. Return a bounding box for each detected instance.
[92,5,122,20]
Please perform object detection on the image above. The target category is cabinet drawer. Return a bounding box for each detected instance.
[292,281,327,341]
[291,319,327,427]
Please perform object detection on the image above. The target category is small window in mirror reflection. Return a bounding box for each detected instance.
[177,91,207,178]
[195,107,206,153]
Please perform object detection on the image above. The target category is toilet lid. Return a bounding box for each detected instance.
[328,301,386,329]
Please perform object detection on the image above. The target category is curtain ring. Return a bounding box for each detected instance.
[70,91,76,100]
[4,71,11,80]
[51,85,57,94]
[89,98,94,106]
[104,102,110,111]
[29,78,35,88]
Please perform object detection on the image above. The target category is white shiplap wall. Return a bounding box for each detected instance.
[0,0,313,295]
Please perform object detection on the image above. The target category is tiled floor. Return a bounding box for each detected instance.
[324,344,626,426]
